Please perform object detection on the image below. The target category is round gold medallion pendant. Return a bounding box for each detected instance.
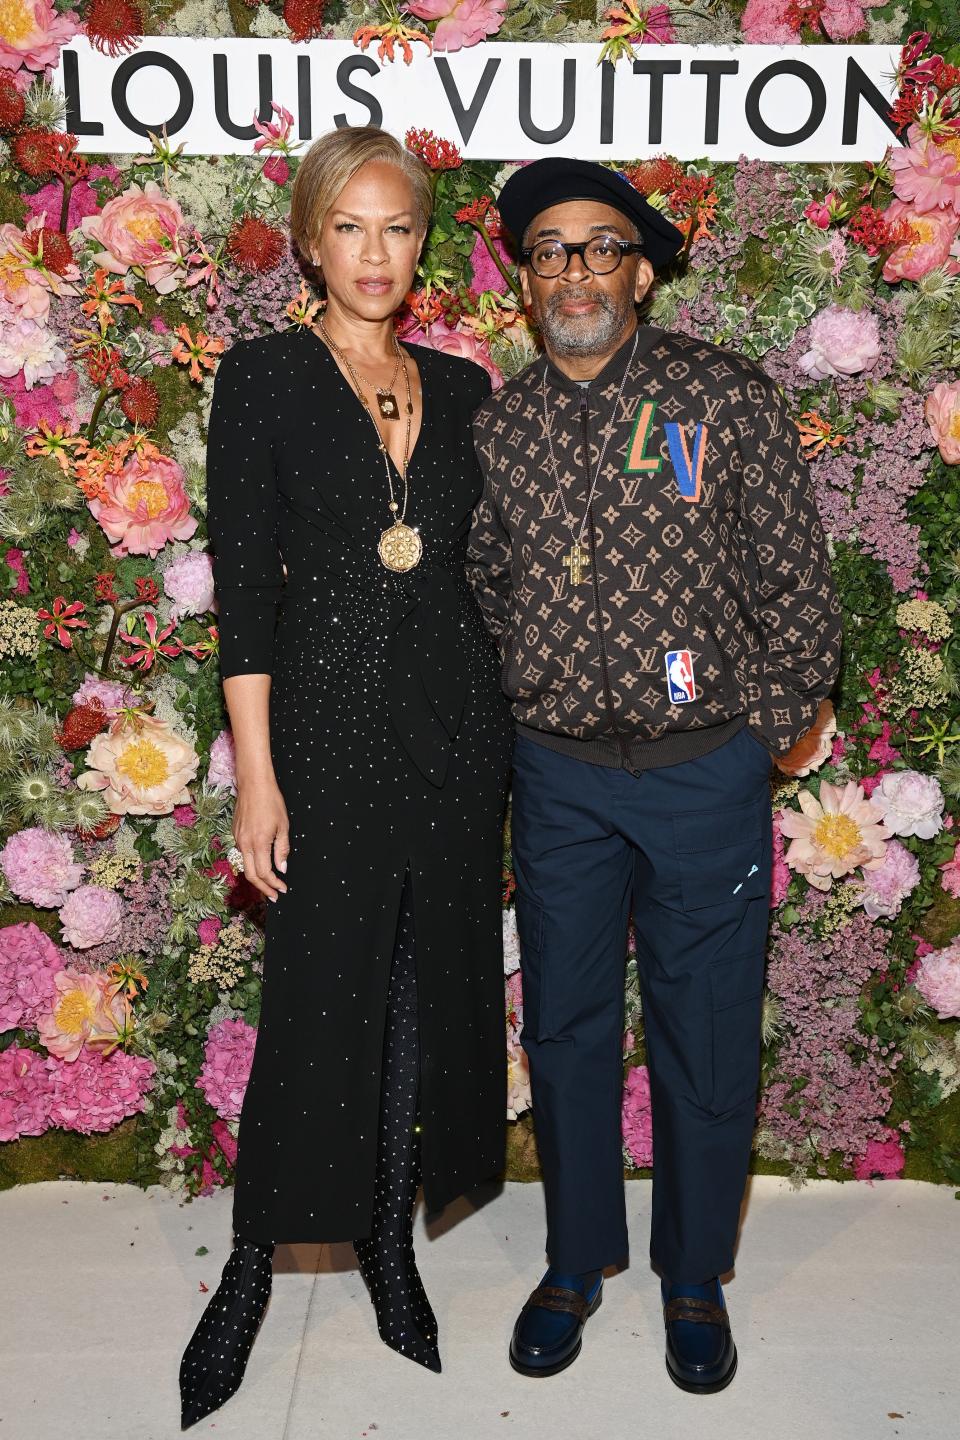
[378,521,423,573]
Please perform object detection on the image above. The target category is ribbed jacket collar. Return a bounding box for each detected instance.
[541,319,662,394]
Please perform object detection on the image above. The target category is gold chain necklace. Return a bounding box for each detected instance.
[318,319,422,573]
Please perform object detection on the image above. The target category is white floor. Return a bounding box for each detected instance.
[0,1176,956,1440]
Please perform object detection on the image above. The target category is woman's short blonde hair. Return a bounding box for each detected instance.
[290,126,433,265]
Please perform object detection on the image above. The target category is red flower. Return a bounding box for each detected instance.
[37,597,89,649]
[785,0,825,33]
[11,130,85,182]
[847,204,913,257]
[84,0,144,57]
[621,156,684,197]
[21,226,75,276]
[118,610,182,671]
[135,576,160,604]
[94,572,118,603]
[56,702,110,751]
[889,85,930,135]
[284,0,327,41]
[120,377,160,428]
[262,155,290,185]
[404,128,461,171]
[85,346,129,390]
[0,74,25,134]
[455,196,502,235]
[227,214,286,273]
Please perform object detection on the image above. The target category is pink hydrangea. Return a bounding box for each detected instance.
[882,201,960,284]
[411,319,503,389]
[0,365,77,432]
[0,1044,53,1142]
[771,812,791,908]
[196,1016,257,1120]
[207,729,237,791]
[859,839,920,920]
[0,827,83,909]
[870,770,944,840]
[58,885,124,950]
[0,0,79,74]
[405,0,507,51]
[0,922,63,1031]
[45,1047,155,1134]
[852,1128,906,1181]
[163,550,215,620]
[622,1063,653,1167]
[88,449,197,557]
[741,0,879,42]
[799,304,881,380]
[915,943,960,1019]
[925,379,960,466]
[468,229,512,296]
[72,673,133,712]
[79,181,187,295]
[890,124,960,216]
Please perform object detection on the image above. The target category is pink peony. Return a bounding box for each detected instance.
[72,673,133,712]
[771,812,791,908]
[0,311,68,390]
[506,1036,531,1120]
[207,728,237,792]
[88,449,197,557]
[939,850,960,898]
[799,305,881,380]
[0,0,79,73]
[0,1044,52,1142]
[852,1128,905,1181]
[502,907,520,975]
[46,1047,155,1134]
[914,942,960,1019]
[0,922,63,1031]
[36,968,126,1061]
[881,201,960,284]
[196,1016,257,1120]
[163,549,215,620]
[859,839,920,920]
[79,181,186,295]
[775,699,836,777]
[925,379,960,465]
[621,1063,654,1167]
[77,712,199,816]
[0,827,83,909]
[58,885,124,950]
[890,124,960,216]
[411,319,502,389]
[870,770,944,840]
[779,781,891,891]
[405,0,507,51]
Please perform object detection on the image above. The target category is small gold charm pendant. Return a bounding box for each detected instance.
[376,390,399,420]
[562,542,590,587]
[378,521,422,572]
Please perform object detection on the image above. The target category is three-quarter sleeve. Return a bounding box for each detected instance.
[205,344,284,679]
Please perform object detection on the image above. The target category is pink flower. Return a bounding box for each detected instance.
[58,885,124,950]
[207,728,237,792]
[852,1128,905,1181]
[505,968,523,1037]
[46,1047,155,1134]
[410,319,502,389]
[870,770,944,840]
[173,803,197,827]
[5,546,29,595]
[262,156,290,186]
[506,1036,531,1120]
[0,922,63,1031]
[804,198,833,230]
[925,380,960,465]
[0,827,83,909]
[0,311,68,390]
[468,228,512,296]
[72,673,133,712]
[89,449,197,557]
[881,201,960,283]
[36,968,126,1061]
[196,1016,257,1120]
[163,549,215,620]
[79,181,186,295]
[502,907,520,975]
[771,812,791,908]
[0,1045,52,1142]
[77,712,199,816]
[915,942,960,1019]
[252,102,296,156]
[197,916,222,947]
[939,851,960,898]
[889,125,960,216]
[859,839,920,920]
[741,0,879,42]
[621,1063,653,1167]
[0,216,77,321]
[0,0,79,73]
[23,165,120,231]
[405,0,507,51]
[0,364,77,432]
[779,781,890,891]
[867,722,901,767]
[775,700,836,777]
[799,305,881,380]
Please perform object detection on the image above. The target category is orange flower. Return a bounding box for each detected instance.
[172,323,225,383]
[286,279,325,331]
[353,17,432,65]
[80,266,143,331]
[796,410,848,458]
[24,419,88,474]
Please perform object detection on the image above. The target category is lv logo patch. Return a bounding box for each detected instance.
[623,399,708,504]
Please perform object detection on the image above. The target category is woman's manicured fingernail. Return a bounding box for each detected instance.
[278,860,287,873]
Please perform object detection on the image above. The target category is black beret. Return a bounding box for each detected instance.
[497,158,684,271]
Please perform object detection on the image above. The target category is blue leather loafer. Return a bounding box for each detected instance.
[509,1269,603,1377]
[662,1277,737,1394]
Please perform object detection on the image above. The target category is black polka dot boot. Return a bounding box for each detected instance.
[178,1237,275,1430]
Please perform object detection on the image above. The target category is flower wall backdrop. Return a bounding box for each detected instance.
[2,0,960,1198]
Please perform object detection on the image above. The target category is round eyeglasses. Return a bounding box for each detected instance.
[519,235,645,279]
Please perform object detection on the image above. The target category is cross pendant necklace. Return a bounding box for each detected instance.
[562,540,590,587]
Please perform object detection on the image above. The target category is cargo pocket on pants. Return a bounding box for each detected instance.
[514,889,547,1041]
[708,951,765,1116]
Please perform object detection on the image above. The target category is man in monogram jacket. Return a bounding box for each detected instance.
[466,160,842,1393]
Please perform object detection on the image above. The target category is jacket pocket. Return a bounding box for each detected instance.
[708,951,765,1115]
[673,801,768,911]
[698,607,736,710]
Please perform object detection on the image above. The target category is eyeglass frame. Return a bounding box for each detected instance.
[518,235,646,277]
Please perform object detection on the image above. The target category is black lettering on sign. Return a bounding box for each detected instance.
[519,57,575,144]
[298,54,312,141]
[334,56,383,129]
[745,60,826,147]
[599,59,615,146]
[213,52,273,140]
[631,59,682,146]
[63,50,104,137]
[112,51,194,139]
[434,56,500,145]
[689,60,739,147]
[842,56,897,144]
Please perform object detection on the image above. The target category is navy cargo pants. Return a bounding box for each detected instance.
[510,723,774,1284]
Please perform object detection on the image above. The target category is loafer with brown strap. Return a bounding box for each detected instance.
[509,1271,604,1377]
[662,1280,737,1394]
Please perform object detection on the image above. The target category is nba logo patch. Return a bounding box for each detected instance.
[665,649,697,704]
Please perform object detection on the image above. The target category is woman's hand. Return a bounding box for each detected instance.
[233,775,290,902]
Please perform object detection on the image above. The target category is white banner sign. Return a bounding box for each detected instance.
[55,38,900,162]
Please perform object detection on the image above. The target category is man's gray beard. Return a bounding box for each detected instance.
[537,288,634,357]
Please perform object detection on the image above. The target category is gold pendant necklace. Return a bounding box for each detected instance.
[318,319,421,572]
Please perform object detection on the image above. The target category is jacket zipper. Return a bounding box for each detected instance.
[579,391,630,768]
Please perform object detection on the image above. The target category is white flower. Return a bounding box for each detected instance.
[871,770,945,840]
[503,907,521,975]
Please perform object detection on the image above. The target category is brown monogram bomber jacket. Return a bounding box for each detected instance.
[466,323,843,770]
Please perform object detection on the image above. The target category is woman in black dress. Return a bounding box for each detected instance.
[179,127,512,1428]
